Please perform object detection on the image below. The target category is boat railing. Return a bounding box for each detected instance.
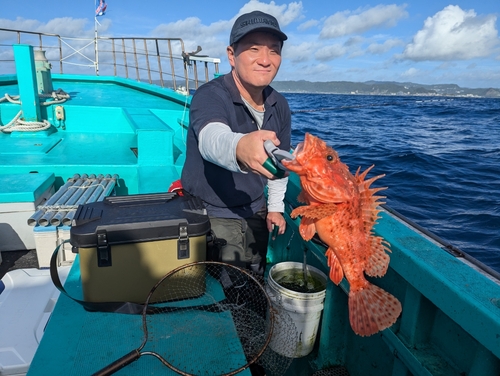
[0,28,220,92]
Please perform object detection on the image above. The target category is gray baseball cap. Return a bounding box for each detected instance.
[229,10,288,45]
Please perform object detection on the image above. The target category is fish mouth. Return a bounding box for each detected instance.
[295,133,317,159]
[283,134,314,173]
[293,142,304,155]
[282,142,303,171]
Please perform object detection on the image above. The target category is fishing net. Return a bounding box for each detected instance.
[311,366,350,376]
[92,261,297,376]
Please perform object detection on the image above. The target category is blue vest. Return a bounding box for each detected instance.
[181,73,291,218]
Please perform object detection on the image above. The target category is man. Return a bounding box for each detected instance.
[181,10,291,275]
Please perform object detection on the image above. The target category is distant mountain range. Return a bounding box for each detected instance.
[271,80,500,98]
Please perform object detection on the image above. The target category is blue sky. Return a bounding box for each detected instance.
[1,0,499,88]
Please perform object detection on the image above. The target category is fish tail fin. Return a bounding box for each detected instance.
[349,283,402,336]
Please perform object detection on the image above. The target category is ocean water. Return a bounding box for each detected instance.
[284,93,500,273]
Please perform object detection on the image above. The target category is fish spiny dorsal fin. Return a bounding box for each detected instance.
[355,165,372,181]
[364,175,385,188]
[362,210,379,232]
[355,167,386,197]
[356,166,387,233]
[356,166,392,275]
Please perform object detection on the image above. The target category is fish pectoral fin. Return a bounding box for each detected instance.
[291,203,338,219]
[290,205,314,218]
[298,217,317,241]
[326,248,344,285]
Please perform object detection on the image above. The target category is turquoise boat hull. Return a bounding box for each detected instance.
[274,174,500,375]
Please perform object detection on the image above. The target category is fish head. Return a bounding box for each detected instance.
[282,133,356,203]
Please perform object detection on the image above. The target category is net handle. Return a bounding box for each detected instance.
[91,349,141,376]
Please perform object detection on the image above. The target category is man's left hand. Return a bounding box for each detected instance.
[267,211,286,238]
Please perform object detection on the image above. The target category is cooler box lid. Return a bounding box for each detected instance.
[70,193,210,248]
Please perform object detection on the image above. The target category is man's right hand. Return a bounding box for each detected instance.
[236,130,280,179]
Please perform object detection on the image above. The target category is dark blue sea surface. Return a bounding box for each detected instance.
[284,93,500,273]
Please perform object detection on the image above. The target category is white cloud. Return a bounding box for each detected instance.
[367,38,404,54]
[298,19,319,32]
[41,17,98,37]
[342,37,365,57]
[283,41,318,62]
[149,1,304,58]
[237,0,303,27]
[315,44,346,61]
[0,17,110,73]
[402,5,499,61]
[0,17,41,34]
[343,36,364,47]
[320,4,408,39]
[151,17,228,56]
[290,62,332,80]
[400,67,420,78]
[152,17,211,40]
[0,17,102,41]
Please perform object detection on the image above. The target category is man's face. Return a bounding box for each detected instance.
[228,31,282,92]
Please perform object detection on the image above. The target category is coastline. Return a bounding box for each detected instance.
[272,80,500,98]
[278,90,500,99]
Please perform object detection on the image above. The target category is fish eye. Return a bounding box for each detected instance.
[326,155,334,161]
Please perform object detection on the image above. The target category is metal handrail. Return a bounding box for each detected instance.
[0,28,220,91]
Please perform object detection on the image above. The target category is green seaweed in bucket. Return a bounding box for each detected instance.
[273,269,326,293]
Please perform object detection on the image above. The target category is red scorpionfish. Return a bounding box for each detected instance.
[282,133,402,336]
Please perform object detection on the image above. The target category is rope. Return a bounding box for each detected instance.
[1,93,21,104]
[0,110,51,132]
[0,90,70,132]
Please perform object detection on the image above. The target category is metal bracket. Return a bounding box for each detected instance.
[182,46,204,66]
[97,230,112,267]
[178,223,190,259]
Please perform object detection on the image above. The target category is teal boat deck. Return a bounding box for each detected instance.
[0,75,191,195]
[27,258,251,376]
[22,174,500,376]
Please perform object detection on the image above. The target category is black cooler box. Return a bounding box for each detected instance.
[70,193,210,303]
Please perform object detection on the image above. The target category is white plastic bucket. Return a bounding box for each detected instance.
[266,261,327,358]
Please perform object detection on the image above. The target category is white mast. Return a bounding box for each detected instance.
[94,0,100,75]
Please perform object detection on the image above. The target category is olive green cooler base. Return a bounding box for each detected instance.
[78,236,207,303]
[70,193,211,305]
